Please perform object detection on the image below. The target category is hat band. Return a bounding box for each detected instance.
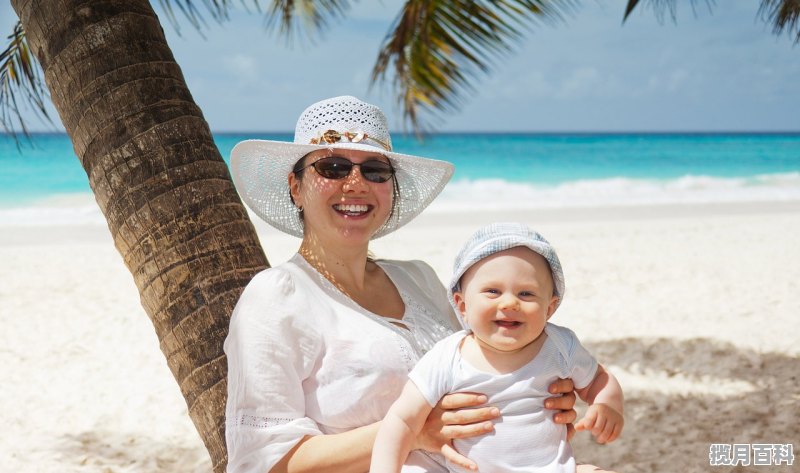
[308,129,392,152]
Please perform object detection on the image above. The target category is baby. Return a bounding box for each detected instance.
[371,223,624,472]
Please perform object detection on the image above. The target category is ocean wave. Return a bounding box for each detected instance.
[429,172,800,211]
[0,193,106,226]
[2,173,799,225]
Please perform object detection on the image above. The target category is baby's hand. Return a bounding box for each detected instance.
[574,403,623,444]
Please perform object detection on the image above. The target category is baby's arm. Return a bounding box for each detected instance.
[574,364,624,444]
[371,380,436,473]
[372,380,480,472]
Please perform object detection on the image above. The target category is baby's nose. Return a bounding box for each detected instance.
[498,295,520,311]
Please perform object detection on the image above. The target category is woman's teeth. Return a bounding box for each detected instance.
[334,204,369,215]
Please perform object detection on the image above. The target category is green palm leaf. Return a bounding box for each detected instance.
[624,0,799,43]
[0,21,52,137]
[758,0,800,43]
[155,0,354,40]
[261,0,354,41]
[371,0,575,130]
[4,0,799,136]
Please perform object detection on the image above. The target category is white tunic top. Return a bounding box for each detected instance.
[224,253,463,473]
[408,324,598,473]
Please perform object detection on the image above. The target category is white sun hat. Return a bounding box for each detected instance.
[449,222,566,312]
[230,95,455,238]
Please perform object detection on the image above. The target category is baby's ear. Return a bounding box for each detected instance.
[452,292,467,317]
[546,296,559,320]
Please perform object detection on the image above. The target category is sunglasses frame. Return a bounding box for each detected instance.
[294,156,396,184]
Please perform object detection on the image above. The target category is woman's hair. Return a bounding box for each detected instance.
[290,152,401,225]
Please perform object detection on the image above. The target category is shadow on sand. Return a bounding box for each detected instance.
[56,430,209,472]
[53,337,797,472]
[573,337,799,473]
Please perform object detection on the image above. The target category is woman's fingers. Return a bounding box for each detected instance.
[547,389,577,426]
[440,420,494,439]
[545,390,576,411]
[440,406,499,426]
[441,443,478,471]
[566,423,576,441]
[552,408,577,425]
[439,392,488,410]
[416,393,496,453]
[548,377,575,394]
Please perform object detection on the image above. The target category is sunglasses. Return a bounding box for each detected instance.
[295,156,395,183]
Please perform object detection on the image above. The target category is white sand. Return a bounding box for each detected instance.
[2,201,798,472]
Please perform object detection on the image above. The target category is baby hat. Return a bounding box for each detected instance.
[448,222,566,312]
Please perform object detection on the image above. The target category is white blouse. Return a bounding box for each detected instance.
[224,253,463,473]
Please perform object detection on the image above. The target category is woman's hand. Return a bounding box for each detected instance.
[414,392,500,471]
[546,378,578,440]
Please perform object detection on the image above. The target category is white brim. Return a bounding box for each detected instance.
[230,139,454,238]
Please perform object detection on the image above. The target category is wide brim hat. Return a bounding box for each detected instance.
[449,222,566,313]
[230,95,454,238]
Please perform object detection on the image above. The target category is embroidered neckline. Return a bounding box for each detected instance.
[290,253,456,358]
[292,253,411,322]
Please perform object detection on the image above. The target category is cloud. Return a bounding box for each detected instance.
[224,54,259,82]
[646,68,690,94]
[555,67,601,99]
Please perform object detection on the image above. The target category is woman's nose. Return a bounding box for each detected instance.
[342,166,370,193]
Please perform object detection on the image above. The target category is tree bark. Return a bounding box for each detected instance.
[11,1,270,470]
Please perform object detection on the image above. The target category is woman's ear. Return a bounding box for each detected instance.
[288,172,302,207]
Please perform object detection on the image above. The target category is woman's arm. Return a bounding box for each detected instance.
[271,391,494,473]
[269,423,381,473]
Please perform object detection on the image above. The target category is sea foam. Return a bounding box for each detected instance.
[1,173,799,226]
[429,172,800,211]
[0,193,105,226]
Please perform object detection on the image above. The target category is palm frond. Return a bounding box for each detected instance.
[622,0,714,23]
[0,21,52,138]
[624,0,799,42]
[156,0,236,36]
[371,0,576,132]
[156,0,353,42]
[759,0,800,43]
[261,0,353,43]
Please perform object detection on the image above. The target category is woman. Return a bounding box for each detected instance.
[224,96,578,473]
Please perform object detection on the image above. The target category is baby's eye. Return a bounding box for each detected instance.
[483,288,500,295]
[519,291,536,298]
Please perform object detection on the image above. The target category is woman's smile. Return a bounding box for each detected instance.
[332,202,373,217]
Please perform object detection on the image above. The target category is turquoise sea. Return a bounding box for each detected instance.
[2,132,799,224]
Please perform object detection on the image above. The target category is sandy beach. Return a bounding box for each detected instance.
[1,201,798,472]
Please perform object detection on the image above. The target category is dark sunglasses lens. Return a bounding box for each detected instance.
[360,161,394,183]
[314,158,353,179]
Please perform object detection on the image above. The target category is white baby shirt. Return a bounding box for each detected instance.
[224,254,463,473]
[408,323,599,473]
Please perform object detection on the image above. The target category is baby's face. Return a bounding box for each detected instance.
[454,247,559,353]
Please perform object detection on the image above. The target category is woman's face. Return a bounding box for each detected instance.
[289,148,395,246]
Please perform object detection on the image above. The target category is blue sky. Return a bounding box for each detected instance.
[3,1,799,132]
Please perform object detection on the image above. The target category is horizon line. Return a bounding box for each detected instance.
[4,130,800,137]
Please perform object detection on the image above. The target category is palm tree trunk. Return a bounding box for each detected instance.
[11,1,269,470]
